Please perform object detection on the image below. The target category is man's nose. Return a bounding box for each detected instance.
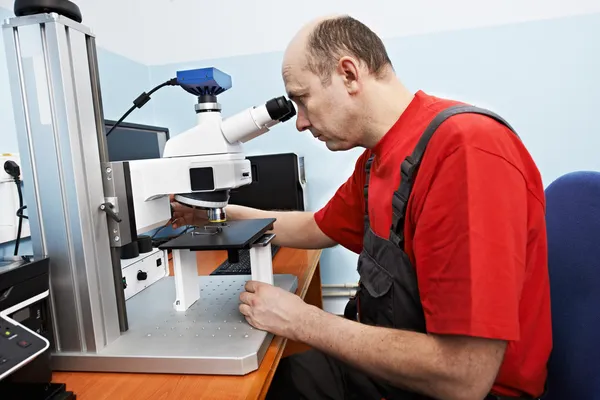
[295,109,310,132]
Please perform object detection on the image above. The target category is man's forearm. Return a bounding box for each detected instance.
[295,305,505,400]
[225,204,336,249]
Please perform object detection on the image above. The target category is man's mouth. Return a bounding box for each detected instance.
[310,130,325,141]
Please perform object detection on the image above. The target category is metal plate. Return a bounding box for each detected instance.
[51,274,298,375]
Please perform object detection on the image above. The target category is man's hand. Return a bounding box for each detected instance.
[170,195,207,228]
[239,280,310,340]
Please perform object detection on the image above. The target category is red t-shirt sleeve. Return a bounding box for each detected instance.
[414,142,527,341]
[314,154,368,254]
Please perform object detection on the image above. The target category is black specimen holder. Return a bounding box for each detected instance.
[158,218,276,261]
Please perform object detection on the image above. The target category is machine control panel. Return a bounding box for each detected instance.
[0,314,49,380]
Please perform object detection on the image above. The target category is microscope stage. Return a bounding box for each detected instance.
[159,218,276,251]
[51,273,298,375]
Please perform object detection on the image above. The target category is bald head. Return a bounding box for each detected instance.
[283,14,341,66]
[283,15,393,85]
[279,16,405,152]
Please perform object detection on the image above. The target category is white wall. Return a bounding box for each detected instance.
[4,0,598,64]
[140,0,600,64]
[0,0,150,63]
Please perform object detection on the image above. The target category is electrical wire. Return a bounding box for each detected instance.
[150,210,198,248]
[4,160,25,256]
[105,77,178,137]
[13,178,25,256]
[151,216,178,240]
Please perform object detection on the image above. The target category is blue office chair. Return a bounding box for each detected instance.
[545,171,600,400]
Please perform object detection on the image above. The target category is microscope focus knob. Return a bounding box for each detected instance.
[137,270,148,281]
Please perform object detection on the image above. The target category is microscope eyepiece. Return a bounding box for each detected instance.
[279,99,296,122]
[266,96,296,121]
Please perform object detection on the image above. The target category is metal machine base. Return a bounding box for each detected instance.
[51,274,298,375]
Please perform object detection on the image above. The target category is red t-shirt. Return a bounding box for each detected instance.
[314,91,552,397]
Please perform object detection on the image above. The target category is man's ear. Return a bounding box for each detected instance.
[337,56,360,94]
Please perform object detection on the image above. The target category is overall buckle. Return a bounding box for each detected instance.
[392,191,408,212]
[389,230,404,248]
[400,156,416,180]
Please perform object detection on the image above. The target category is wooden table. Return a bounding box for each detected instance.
[52,247,323,399]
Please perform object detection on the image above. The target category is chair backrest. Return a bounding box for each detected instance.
[545,171,600,399]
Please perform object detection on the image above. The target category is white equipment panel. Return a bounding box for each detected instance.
[121,248,168,300]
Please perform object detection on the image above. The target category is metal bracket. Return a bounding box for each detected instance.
[100,199,121,222]
[101,162,133,248]
[251,233,275,247]
[100,197,123,246]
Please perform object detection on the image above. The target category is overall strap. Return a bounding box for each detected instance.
[389,104,520,248]
[363,154,375,232]
[343,154,375,322]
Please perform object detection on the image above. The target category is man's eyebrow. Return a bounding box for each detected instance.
[287,89,305,100]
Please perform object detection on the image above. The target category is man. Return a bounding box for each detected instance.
[172,15,551,400]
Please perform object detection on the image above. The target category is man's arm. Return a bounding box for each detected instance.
[172,201,336,249]
[296,306,505,400]
[172,153,367,251]
[223,151,368,251]
[225,204,336,249]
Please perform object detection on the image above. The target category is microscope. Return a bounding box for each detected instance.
[124,67,294,225]
[1,0,298,378]
[120,67,296,312]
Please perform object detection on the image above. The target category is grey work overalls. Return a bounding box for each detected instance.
[267,105,531,400]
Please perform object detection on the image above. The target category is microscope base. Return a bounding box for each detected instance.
[51,274,298,375]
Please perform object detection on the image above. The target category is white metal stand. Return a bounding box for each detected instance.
[250,234,275,285]
[172,249,200,311]
[171,233,276,312]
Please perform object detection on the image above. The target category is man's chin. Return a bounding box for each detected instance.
[325,141,351,152]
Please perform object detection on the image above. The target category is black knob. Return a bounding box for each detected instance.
[100,202,122,223]
[137,235,153,253]
[137,270,148,281]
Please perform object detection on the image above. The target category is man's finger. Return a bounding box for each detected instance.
[171,217,181,229]
[239,291,254,305]
[239,303,251,316]
[245,280,259,293]
[244,316,256,328]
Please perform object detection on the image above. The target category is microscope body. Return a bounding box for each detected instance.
[127,68,295,226]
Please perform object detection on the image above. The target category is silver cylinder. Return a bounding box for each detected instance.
[207,207,227,223]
